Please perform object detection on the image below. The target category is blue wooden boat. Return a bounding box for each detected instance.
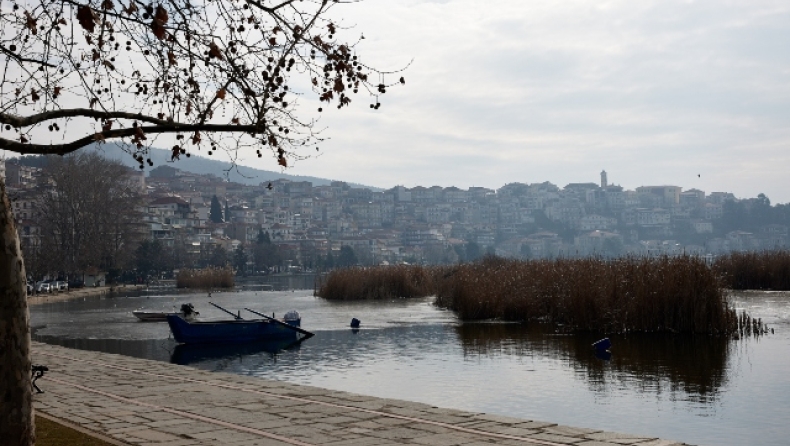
[166,313,302,344]
[167,303,309,344]
[133,303,198,322]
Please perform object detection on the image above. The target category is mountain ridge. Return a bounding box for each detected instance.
[88,144,380,190]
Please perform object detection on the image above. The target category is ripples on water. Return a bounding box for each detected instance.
[30,289,790,446]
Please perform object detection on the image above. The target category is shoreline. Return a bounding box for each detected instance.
[32,341,688,446]
[27,284,148,306]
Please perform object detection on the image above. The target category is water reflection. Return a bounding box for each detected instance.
[455,323,730,401]
[32,334,177,362]
[32,332,307,373]
[29,290,790,446]
[170,338,304,366]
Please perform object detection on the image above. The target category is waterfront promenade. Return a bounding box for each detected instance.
[31,342,687,446]
[28,284,147,306]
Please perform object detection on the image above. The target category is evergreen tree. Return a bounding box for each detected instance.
[233,245,248,275]
[519,244,532,260]
[337,246,358,267]
[135,239,167,276]
[208,246,229,267]
[209,196,224,223]
[256,229,272,245]
[253,242,280,272]
[465,241,482,261]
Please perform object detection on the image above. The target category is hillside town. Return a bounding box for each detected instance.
[4,158,788,274]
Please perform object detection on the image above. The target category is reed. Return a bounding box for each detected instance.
[713,250,790,290]
[433,255,737,334]
[316,265,441,300]
[316,256,743,334]
[176,267,235,289]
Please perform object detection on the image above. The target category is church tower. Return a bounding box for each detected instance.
[600,170,608,189]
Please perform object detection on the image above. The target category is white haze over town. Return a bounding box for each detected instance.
[5,0,790,203]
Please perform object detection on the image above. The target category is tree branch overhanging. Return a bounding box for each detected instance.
[0,109,170,128]
[0,0,406,163]
[0,122,271,155]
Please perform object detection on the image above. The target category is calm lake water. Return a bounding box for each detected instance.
[30,289,790,446]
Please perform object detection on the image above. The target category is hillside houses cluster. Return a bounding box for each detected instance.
[6,160,789,268]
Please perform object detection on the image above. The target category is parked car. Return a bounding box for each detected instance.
[26,282,33,295]
[68,279,84,289]
[35,282,51,293]
[55,280,68,291]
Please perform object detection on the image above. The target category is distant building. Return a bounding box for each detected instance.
[5,162,38,188]
[636,185,682,205]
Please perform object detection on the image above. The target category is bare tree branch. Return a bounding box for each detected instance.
[0,45,56,68]
[0,0,405,166]
[0,122,268,155]
[0,109,169,127]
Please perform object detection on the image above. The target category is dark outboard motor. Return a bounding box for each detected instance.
[180,303,198,317]
[283,310,301,326]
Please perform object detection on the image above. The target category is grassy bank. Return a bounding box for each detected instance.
[36,414,116,446]
[714,250,790,290]
[176,267,234,289]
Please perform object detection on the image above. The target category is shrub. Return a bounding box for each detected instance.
[176,267,235,289]
[316,265,442,300]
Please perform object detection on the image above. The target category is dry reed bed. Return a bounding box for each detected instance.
[319,256,743,334]
[316,265,441,300]
[176,267,235,289]
[434,256,736,334]
[713,250,790,290]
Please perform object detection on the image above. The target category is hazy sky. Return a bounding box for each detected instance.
[234,0,790,202]
[4,1,789,202]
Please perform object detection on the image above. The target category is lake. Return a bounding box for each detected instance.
[30,289,790,446]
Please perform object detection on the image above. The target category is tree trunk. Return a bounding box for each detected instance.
[0,179,34,445]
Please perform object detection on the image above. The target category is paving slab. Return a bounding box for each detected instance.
[31,342,692,446]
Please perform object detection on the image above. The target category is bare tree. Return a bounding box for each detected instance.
[37,152,144,276]
[0,1,403,443]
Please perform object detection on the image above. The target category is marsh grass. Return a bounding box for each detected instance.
[319,256,744,334]
[316,265,440,300]
[434,256,737,334]
[176,267,235,289]
[714,250,790,290]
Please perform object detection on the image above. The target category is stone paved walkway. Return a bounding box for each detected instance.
[32,342,689,446]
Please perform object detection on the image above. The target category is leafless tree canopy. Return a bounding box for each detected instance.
[0,0,403,167]
[36,152,144,274]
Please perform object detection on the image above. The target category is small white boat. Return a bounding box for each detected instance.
[133,303,198,322]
